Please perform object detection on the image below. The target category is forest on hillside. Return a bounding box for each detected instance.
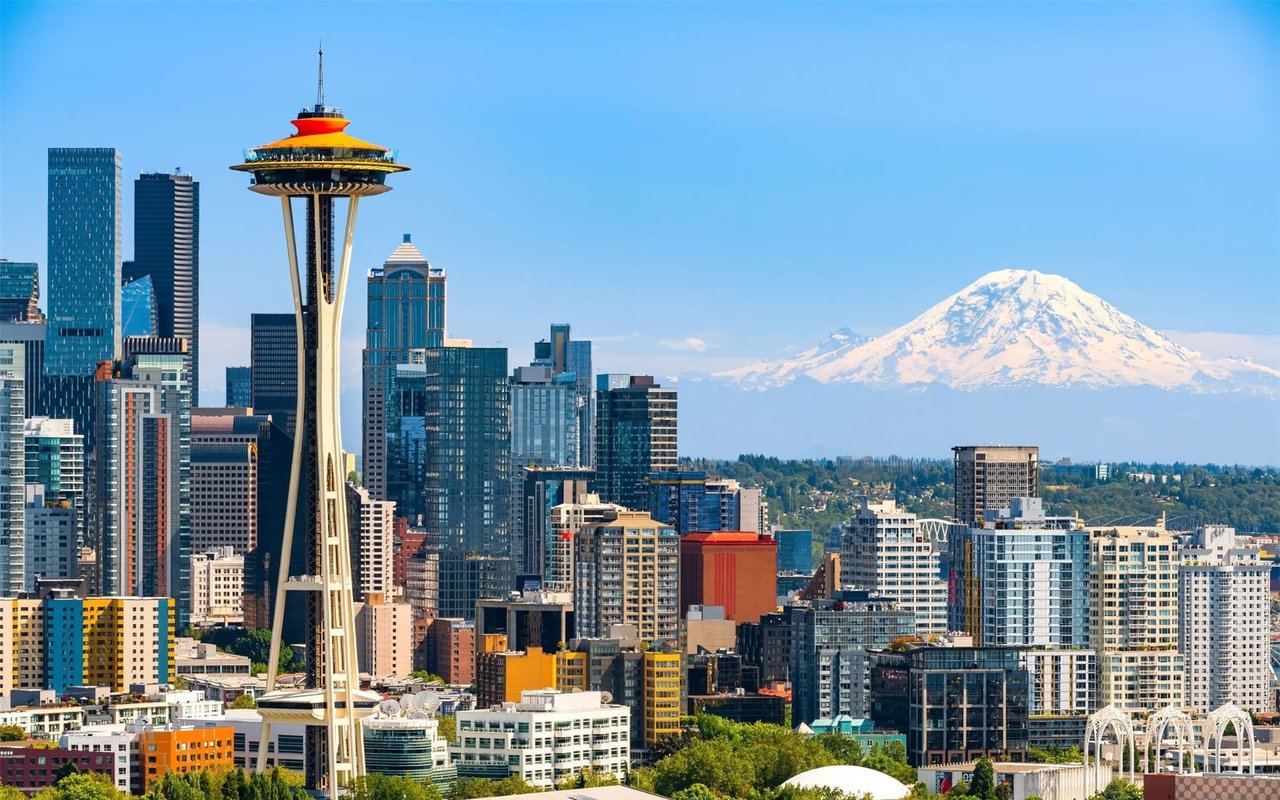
[680,456,1280,535]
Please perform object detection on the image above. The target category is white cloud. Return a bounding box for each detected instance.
[658,337,709,353]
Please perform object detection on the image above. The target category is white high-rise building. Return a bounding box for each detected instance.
[24,416,84,545]
[1089,524,1183,715]
[190,548,245,626]
[547,494,624,591]
[453,690,629,788]
[348,484,396,601]
[0,344,24,595]
[947,498,1089,647]
[1179,525,1272,714]
[840,499,947,635]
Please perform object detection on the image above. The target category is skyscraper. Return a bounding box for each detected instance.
[250,313,297,436]
[1088,523,1183,714]
[94,343,192,630]
[1178,526,1271,714]
[127,172,200,390]
[190,409,263,555]
[424,346,511,558]
[224,366,251,407]
[510,365,579,468]
[0,260,44,322]
[0,344,25,596]
[574,510,679,643]
[512,466,594,578]
[840,499,948,636]
[952,445,1039,526]
[120,275,157,338]
[594,375,676,510]
[46,148,122,376]
[946,497,1088,648]
[24,417,85,544]
[0,322,43,418]
[230,60,408,794]
[362,235,445,500]
[44,148,122,440]
[532,324,593,466]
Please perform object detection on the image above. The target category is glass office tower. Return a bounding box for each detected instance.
[127,172,200,389]
[362,235,445,500]
[46,148,122,376]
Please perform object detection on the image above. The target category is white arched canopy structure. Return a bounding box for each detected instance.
[918,519,960,544]
[1144,706,1197,775]
[1206,703,1255,774]
[1085,705,1135,794]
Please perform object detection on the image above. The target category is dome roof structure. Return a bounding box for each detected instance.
[782,765,911,800]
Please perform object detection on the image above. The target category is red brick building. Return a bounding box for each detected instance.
[0,745,114,795]
[680,531,778,623]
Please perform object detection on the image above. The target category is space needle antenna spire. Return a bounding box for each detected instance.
[316,43,325,108]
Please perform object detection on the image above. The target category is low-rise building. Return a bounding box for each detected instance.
[189,548,244,627]
[174,637,252,677]
[0,744,114,795]
[453,690,630,788]
[476,646,557,708]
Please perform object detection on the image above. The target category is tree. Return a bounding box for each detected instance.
[672,786,723,800]
[447,777,539,799]
[0,723,26,741]
[409,670,444,684]
[350,774,441,800]
[229,694,257,710]
[0,786,28,800]
[1091,780,1142,800]
[53,763,81,783]
[969,758,996,800]
[35,772,128,800]
[555,767,619,790]
[435,716,456,743]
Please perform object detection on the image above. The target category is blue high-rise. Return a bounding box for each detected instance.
[363,235,446,500]
[120,274,157,338]
[776,530,814,574]
[46,148,122,377]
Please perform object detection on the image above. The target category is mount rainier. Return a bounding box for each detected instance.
[717,269,1279,396]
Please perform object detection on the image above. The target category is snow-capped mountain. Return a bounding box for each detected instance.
[716,269,1280,395]
[716,327,870,389]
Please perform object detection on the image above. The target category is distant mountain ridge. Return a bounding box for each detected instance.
[717,269,1280,396]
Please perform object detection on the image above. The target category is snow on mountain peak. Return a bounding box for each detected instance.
[716,269,1279,395]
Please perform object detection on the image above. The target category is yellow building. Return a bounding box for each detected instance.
[13,599,45,690]
[556,650,588,692]
[642,651,682,748]
[83,598,176,692]
[476,646,557,708]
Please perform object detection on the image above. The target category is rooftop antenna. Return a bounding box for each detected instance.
[316,42,325,109]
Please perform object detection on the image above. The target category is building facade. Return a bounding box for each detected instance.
[574,510,679,643]
[1179,526,1272,714]
[126,172,200,390]
[46,148,122,378]
[94,348,192,629]
[680,531,778,623]
[841,499,947,636]
[362,235,445,501]
[453,690,629,788]
[224,366,251,407]
[0,343,24,595]
[347,483,396,601]
[190,548,244,627]
[190,409,262,555]
[948,498,1089,648]
[1089,525,1183,714]
[789,593,915,726]
[249,313,296,436]
[0,260,43,323]
[594,375,676,510]
[952,445,1039,526]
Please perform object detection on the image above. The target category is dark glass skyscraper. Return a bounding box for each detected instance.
[531,324,593,466]
[0,260,43,323]
[594,374,677,510]
[362,235,445,500]
[250,313,298,436]
[127,172,200,391]
[424,346,510,555]
[225,366,251,407]
[46,148,122,377]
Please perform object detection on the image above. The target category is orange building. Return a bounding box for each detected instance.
[475,646,557,708]
[680,531,778,623]
[138,726,234,789]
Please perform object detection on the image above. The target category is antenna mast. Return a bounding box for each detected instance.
[316,43,325,108]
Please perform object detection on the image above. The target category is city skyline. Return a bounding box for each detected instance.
[1,2,1277,463]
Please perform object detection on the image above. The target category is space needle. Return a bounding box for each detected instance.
[231,50,408,796]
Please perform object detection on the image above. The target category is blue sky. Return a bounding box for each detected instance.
[1,1,1277,414]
